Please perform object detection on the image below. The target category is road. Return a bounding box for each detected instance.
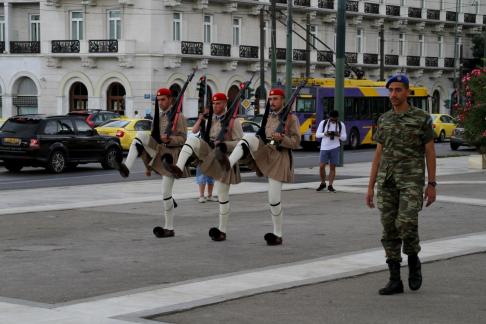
[0,142,475,191]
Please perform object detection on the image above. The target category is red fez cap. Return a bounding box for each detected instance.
[269,88,285,97]
[156,88,171,97]
[212,92,227,102]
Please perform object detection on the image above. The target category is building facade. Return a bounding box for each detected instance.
[0,0,484,118]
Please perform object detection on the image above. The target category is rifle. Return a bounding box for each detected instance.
[216,73,256,143]
[199,76,214,144]
[151,70,196,143]
[256,98,270,141]
[269,80,307,145]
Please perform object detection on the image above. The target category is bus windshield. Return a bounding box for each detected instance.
[296,98,316,113]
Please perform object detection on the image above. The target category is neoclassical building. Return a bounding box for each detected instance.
[0,0,484,118]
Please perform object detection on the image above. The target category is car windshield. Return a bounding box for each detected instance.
[0,118,41,136]
[100,120,130,128]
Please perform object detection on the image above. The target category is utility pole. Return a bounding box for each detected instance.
[453,0,460,99]
[335,0,346,166]
[285,0,293,100]
[305,13,311,78]
[379,24,385,81]
[271,0,277,86]
[259,7,266,114]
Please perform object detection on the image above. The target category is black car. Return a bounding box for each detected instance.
[0,115,122,173]
[67,109,120,128]
[450,126,473,150]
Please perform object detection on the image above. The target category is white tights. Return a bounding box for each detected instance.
[162,176,176,230]
[124,131,156,171]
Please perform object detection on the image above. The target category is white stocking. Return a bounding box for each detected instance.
[124,131,153,170]
[162,176,176,230]
[216,181,231,233]
[176,136,201,170]
[228,134,259,167]
[268,178,283,237]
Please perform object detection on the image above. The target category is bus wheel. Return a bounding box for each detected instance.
[349,129,360,150]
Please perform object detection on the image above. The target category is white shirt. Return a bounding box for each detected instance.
[316,119,347,151]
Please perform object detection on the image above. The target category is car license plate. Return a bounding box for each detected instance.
[3,137,21,145]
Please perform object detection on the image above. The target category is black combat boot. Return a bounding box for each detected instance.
[408,255,422,291]
[379,260,404,295]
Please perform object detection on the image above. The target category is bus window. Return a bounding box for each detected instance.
[322,98,334,117]
[296,98,316,113]
[344,98,354,121]
[358,98,371,120]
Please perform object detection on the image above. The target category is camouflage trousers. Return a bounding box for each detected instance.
[377,181,423,262]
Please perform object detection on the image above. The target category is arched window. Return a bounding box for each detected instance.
[69,82,88,111]
[13,77,38,115]
[432,90,440,114]
[107,82,126,115]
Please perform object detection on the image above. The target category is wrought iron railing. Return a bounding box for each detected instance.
[386,5,400,16]
[408,7,422,19]
[364,2,379,14]
[0,41,4,53]
[269,48,287,60]
[427,9,440,20]
[444,57,455,68]
[464,13,476,23]
[318,0,334,9]
[89,40,118,53]
[210,43,231,57]
[345,52,357,64]
[407,55,421,66]
[317,50,334,63]
[425,57,438,67]
[293,49,307,61]
[239,45,258,59]
[385,54,399,66]
[462,58,479,69]
[446,11,457,22]
[346,0,359,12]
[294,0,310,6]
[181,41,203,55]
[52,40,80,53]
[363,53,378,64]
[276,0,287,3]
[10,41,40,54]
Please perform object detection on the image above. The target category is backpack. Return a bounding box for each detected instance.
[322,119,342,134]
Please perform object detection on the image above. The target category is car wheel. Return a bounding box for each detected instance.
[47,150,66,173]
[439,130,446,142]
[4,160,23,173]
[101,146,121,170]
[349,129,360,150]
[450,142,460,150]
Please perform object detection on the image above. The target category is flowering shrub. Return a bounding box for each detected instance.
[456,68,486,153]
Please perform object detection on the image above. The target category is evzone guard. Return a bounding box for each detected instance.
[223,86,302,245]
[164,92,244,242]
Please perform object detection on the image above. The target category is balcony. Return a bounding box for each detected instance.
[446,11,457,22]
[293,49,307,61]
[317,50,334,63]
[425,57,438,67]
[239,45,258,59]
[385,54,399,66]
[346,0,358,12]
[89,40,118,53]
[10,41,40,54]
[210,43,231,57]
[0,41,4,53]
[345,52,357,64]
[444,57,455,68]
[427,9,440,20]
[52,40,80,53]
[181,41,203,55]
[386,5,400,17]
[363,53,378,64]
[269,48,287,60]
[364,2,379,14]
[294,0,310,7]
[464,13,476,24]
[318,0,334,9]
[408,7,422,19]
[407,55,421,66]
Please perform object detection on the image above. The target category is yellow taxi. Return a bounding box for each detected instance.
[95,118,152,150]
[431,114,457,142]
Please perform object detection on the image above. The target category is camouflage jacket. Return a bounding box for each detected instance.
[373,106,434,188]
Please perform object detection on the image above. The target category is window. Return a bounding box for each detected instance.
[173,13,181,41]
[204,15,212,43]
[108,10,121,39]
[43,120,59,135]
[59,119,75,134]
[71,11,84,40]
[30,14,40,41]
[356,28,363,53]
[399,33,405,56]
[233,18,241,46]
[438,36,443,58]
[419,34,424,56]
[0,15,5,42]
[73,119,92,134]
[310,25,317,48]
[296,98,316,113]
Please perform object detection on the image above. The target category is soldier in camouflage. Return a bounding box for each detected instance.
[366,74,437,295]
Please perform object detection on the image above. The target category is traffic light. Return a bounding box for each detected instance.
[239,82,247,99]
[239,82,254,100]
[197,76,206,99]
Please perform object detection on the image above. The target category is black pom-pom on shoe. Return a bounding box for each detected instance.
[118,163,130,178]
[153,226,175,238]
[209,227,226,241]
[264,233,283,246]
